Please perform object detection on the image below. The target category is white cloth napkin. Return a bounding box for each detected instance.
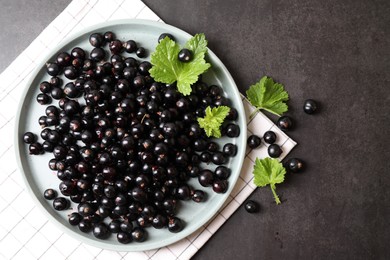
[0,0,296,259]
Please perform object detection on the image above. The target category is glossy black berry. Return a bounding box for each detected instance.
[48,130,60,144]
[56,52,71,67]
[23,132,36,144]
[68,212,82,226]
[168,217,184,233]
[175,185,191,200]
[64,66,78,80]
[277,116,293,131]
[138,61,152,76]
[93,223,110,239]
[89,33,104,47]
[247,135,261,149]
[117,232,132,244]
[124,40,137,53]
[40,128,50,141]
[223,143,237,157]
[90,47,106,62]
[304,99,318,114]
[245,200,259,213]
[36,93,51,105]
[45,105,58,117]
[108,220,121,233]
[71,47,86,60]
[226,124,240,137]
[191,190,206,203]
[43,188,57,200]
[42,141,54,152]
[212,179,228,193]
[53,197,69,210]
[64,82,79,98]
[104,31,115,42]
[39,81,51,94]
[286,158,305,173]
[29,142,43,155]
[59,180,76,196]
[49,76,62,87]
[227,107,238,120]
[53,145,67,159]
[78,202,94,216]
[198,170,214,187]
[109,40,123,54]
[152,214,168,229]
[131,227,147,242]
[46,62,60,76]
[268,144,283,158]
[78,220,92,233]
[51,87,63,100]
[263,131,276,144]
[211,152,226,165]
[214,166,230,180]
[136,47,146,58]
[178,48,192,62]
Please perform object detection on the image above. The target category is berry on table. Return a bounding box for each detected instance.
[303,99,318,114]
[286,158,305,173]
[277,116,293,131]
[245,200,259,213]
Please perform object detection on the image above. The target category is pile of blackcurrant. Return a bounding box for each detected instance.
[22,31,241,244]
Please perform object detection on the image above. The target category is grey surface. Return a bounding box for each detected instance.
[1,0,390,259]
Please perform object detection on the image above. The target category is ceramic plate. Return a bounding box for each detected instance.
[15,19,247,251]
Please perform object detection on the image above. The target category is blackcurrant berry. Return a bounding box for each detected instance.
[23,132,36,144]
[53,197,69,210]
[277,116,293,131]
[245,200,259,213]
[304,99,318,114]
[286,158,305,173]
[268,144,283,158]
[178,48,192,62]
[263,131,276,144]
[247,135,261,149]
[43,188,57,200]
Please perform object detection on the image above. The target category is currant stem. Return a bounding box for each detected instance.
[270,184,281,205]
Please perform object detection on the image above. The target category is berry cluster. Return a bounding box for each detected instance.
[22,31,241,243]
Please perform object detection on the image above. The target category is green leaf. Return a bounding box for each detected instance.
[149,37,181,84]
[246,76,289,117]
[149,34,211,96]
[197,106,230,138]
[253,157,286,204]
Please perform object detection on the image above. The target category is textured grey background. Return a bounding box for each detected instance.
[1,0,390,259]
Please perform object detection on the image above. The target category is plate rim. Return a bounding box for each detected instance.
[14,19,247,252]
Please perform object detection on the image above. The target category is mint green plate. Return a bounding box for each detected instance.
[15,20,247,251]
